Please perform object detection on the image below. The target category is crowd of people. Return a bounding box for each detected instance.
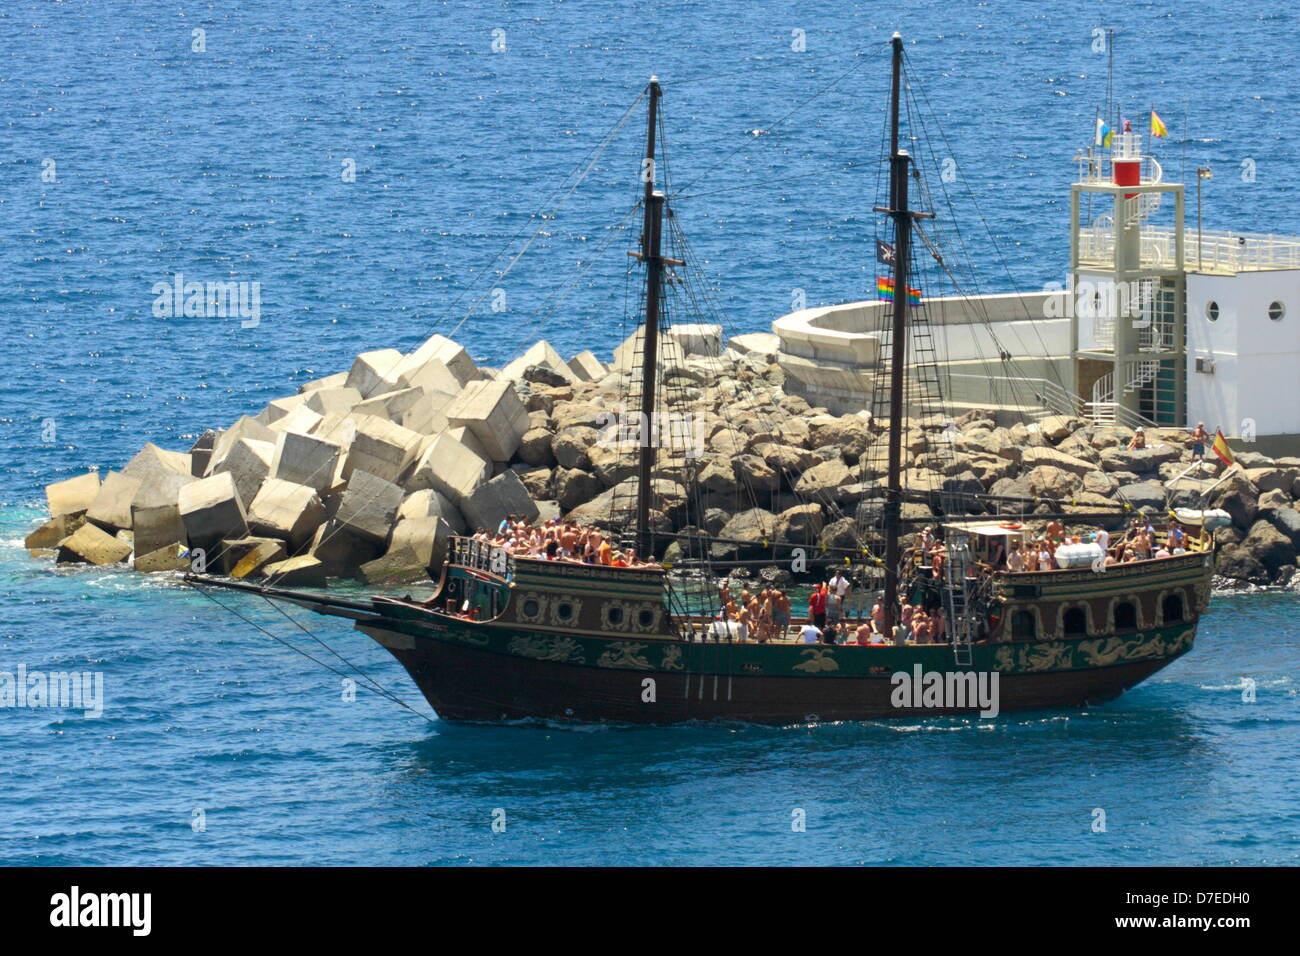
[470,517,659,569]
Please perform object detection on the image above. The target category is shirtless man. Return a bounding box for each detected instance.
[1188,422,1209,464]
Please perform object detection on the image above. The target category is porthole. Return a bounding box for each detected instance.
[556,602,574,621]
[637,609,656,629]
[1205,300,1220,322]
[607,606,624,626]
[522,598,540,617]
[1268,301,1285,321]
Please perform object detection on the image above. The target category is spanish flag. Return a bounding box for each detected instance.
[1150,109,1168,138]
[1212,428,1235,467]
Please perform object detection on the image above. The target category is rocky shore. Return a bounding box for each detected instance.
[24,327,1300,591]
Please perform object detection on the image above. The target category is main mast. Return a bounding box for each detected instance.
[634,78,665,556]
[878,32,917,639]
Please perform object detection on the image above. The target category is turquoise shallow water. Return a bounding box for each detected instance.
[1,0,1298,865]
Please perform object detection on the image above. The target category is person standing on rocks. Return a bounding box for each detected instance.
[1188,422,1209,465]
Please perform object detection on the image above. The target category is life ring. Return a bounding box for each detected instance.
[999,521,1022,530]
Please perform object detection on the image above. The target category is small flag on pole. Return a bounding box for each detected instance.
[1150,109,1168,138]
[1212,428,1235,467]
[1095,116,1113,147]
[876,239,896,265]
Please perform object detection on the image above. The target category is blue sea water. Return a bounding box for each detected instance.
[1,0,1298,865]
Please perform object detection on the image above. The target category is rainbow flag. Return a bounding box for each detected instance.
[1150,109,1168,138]
[877,276,922,306]
[1212,428,1235,467]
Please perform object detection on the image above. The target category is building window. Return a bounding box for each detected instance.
[1206,301,1220,322]
[1063,607,1088,637]
[1268,301,1285,321]
[1114,601,1138,631]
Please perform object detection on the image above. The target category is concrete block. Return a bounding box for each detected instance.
[135,543,190,573]
[394,388,453,435]
[397,488,466,535]
[131,503,187,558]
[304,386,362,417]
[269,430,345,494]
[345,349,404,399]
[668,323,723,357]
[121,443,193,483]
[217,536,288,577]
[260,554,327,587]
[341,415,424,484]
[399,334,477,387]
[447,426,492,464]
[131,464,196,511]
[566,350,608,383]
[460,469,540,532]
[335,470,404,544]
[178,471,249,553]
[358,549,433,587]
[406,433,490,505]
[25,513,85,550]
[247,479,325,549]
[215,437,275,510]
[189,430,219,477]
[268,404,324,437]
[388,515,452,570]
[56,522,133,566]
[393,352,463,395]
[253,393,308,426]
[86,471,143,531]
[209,416,276,475]
[445,379,529,462]
[298,371,349,393]
[45,471,100,517]
[308,520,382,578]
[498,340,575,384]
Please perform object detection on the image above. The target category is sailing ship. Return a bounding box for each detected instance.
[188,34,1216,724]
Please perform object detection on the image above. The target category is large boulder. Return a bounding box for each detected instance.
[219,537,288,578]
[498,340,575,385]
[1210,471,1259,531]
[711,508,776,560]
[396,488,466,536]
[307,520,382,578]
[395,334,478,388]
[1116,480,1167,513]
[1263,506,1300,550]
[1240,519,1297,577]
[774,503,825,542]
[553,467,602,511]
[516,427,555,467]
[260,554,328,587]
[1025,465,1081,500]
[1020,447,1095,477]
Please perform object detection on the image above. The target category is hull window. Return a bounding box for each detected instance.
[1011,610,1037,640]
[1114,601,1138,631]
[1063,607,1088,637]
[1162,593,1184,624]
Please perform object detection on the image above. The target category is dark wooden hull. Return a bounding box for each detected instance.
[356,614,1197,724]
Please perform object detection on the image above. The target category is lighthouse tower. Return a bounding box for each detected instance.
[1070,119,1187,426]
